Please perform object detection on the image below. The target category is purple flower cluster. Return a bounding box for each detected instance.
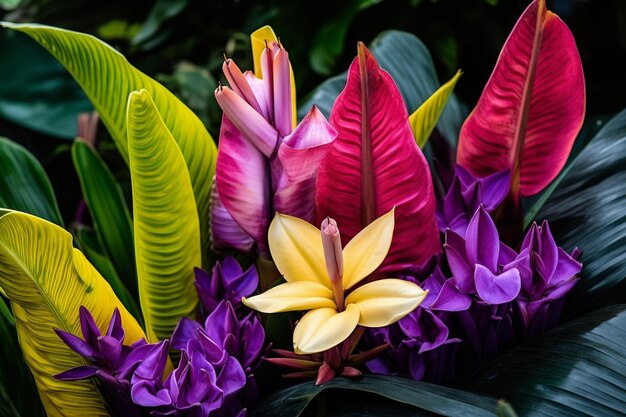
[367,167,581,380]
[57,258,264,417]
[195,257,258,314]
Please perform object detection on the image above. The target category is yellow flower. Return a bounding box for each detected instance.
[242,208,428,354]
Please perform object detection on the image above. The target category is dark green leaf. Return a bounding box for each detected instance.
[0,137,63,225]
[309,0,383,76]
[74,227,142,324]
[534,109,626,314]
[462,305,626,416]
[300,30,466,146]
[0,297,13,325]
[252,375,498,417]
[72,139,137,298]
[132,0,190,46]
[0,30,92,139]
[0,309,45,417]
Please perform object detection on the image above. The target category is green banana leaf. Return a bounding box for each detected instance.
[251,374,498,417]
[0,137,63,226]
[0,209,146,417]
[72,139,137,298]
[0,22,217,264]
[73,226,142,322]
[127,89,200,342]
[0,30,92,139]
[462,305,626,416]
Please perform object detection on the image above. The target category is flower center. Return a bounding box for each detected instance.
[321,217,345,311]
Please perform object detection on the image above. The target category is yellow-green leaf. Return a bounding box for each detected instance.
[127,89,200,342]
[0,210,146,417]
[0,22,216,262]
[409,69,462,148]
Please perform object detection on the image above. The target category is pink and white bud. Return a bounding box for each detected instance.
[222,58,263,115]
[215,86,279,157]
[260,46,275,124]
[321,217,343,284]
[273,47,292,137]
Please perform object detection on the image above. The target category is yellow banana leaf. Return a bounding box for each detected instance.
[409,69,462,148]
[251,25,297,128]
[0,22,216,261]
[0,209,146,417]
[127,90,200,342]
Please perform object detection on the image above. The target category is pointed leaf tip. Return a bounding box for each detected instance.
[457,0,585,197]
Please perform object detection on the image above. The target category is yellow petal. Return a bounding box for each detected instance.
[268,213,330,287]
[293,304,360,354]
[250,26,278,78]
[345,279,428,327]
[342,208,395,290]
[242,281,334,313]
[410,70,462,148]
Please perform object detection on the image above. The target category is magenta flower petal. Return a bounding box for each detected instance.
[209,180,255,252]
[223,58,264,115]
[474,264,521,304]
[277,105,337,185]
[272,47,292,137]
[215,115,271,255]
[215,86,278,158]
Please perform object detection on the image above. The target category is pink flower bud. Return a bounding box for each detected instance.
[321,217,343,284]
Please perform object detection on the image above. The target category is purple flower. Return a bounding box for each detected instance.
[195,257,259,313]
[365,268,461,383]
[54,307,164,417]
[441,206,521,360]
[131,342,246,417]
[444,206,520,305]
[437,166,510,236]
[507,221,581,337]
[157,301,266,416]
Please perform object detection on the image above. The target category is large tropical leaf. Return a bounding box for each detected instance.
[299,30,466,147]
[316,43,440,273]
[73,226,141,322]
[0,137,63,226]
[0,22,217,260]
[251,374,498,417]
[0,308,45,417]
[127,89,200,342]
[534,109,626,314]
[456,0,585,198]
[0,210,145,417]
[0,30,92,139]
[72,139,137,297]
[463,305,626,416]
[410,70,462,149]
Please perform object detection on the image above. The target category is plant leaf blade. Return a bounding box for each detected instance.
[457,0,585,197]
[0,210,145,417]
[127,89,200,341]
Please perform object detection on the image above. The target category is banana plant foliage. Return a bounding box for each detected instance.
[0,210,145,416]
[0,22,217,261]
